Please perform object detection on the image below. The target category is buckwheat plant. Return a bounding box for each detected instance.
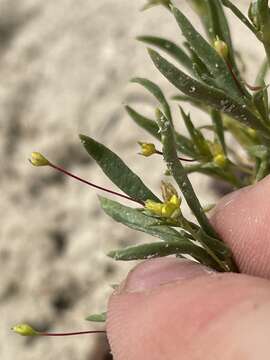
[12,0,270,343]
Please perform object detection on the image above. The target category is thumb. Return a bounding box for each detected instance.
[107,258,270,360]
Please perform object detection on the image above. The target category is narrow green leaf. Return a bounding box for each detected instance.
[255,58,268,85]
[131,77,172,124]
[100,196,188,243]
[183,162,242,188]
[172,6,244,101]
[108,241,221,270]
[79,135,159,202]
[137,35,193,72]
[205,0,248,96]
[221,0,257,36]
[189,0,212,38]
[86,312,107,323]
[125,105,161,140]
[211,109,226,154]
[148,48,270,136]
[206,0,233,44]
[179,107,212,159]
[125,105,197,157]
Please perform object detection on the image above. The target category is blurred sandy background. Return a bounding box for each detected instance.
[0,0,263,359]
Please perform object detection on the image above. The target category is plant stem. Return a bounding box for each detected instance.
[49,163,145,206]
[40,330,106,337]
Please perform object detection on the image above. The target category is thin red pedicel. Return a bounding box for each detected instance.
[48,162,145,206]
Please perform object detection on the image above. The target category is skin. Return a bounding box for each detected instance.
[107,175,270,360]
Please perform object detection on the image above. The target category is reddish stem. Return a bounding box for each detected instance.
[40,330,106,337]
[49,163,145,206]
[155,150,195,162]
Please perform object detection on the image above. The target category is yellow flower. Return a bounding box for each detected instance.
[11,324,38,336]
[30,152,50,167]
[145,194,181,218]
[213,154,227,168]
[138,142,157,157]
[145,200,164,216]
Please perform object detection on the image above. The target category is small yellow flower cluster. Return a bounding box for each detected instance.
[138,142,157,157]
[145,194,181,218]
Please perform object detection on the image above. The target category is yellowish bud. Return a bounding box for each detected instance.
[11,324,38,337]
[30,152,50,167]
[214,38,229,60]
[138,142,156,157]
[214,154,227,168]
[247,128,257,138]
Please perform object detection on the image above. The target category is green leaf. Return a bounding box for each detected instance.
[125,105,161,140]
[137,35,193,72]
[79,135,159,202]
[255,58,268,85]
[171,6,244,102]
[221,0,257,36]
[86,312,107,323]
[205,0,233,44]
[100,196,188,243]
[125,105,197,157]
[189,0,212,38]
[148,48,270,135]
[210,109,226,154]
[108,241,221,270]
[205,0,248,96]
[131,77,172,124]
[141,0,172,11]
[248,144,269,159]
[179,107,212,159]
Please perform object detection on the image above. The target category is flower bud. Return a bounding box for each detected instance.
[213,154,227,168]
[138,142,156,157]
[214,38,229,60]
[30,152,50,166]
[11,324,38,336]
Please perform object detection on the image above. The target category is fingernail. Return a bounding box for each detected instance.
[118,258,215,293]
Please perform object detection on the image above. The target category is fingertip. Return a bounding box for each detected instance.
[211,175,270,278]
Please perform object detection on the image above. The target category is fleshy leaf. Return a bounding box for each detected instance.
[79,135,159,202]
[210,109,226,154]
[131,77,172,124]
[100,196,188,243]
[171,6,244,101]
[108,241,221,270]
[137,35,193,72]
[148,48,270,135]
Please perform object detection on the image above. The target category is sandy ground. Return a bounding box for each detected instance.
[0,0,263,359]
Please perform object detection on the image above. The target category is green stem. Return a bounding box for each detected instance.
[156,110,218,238]
[180,217,229,272]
